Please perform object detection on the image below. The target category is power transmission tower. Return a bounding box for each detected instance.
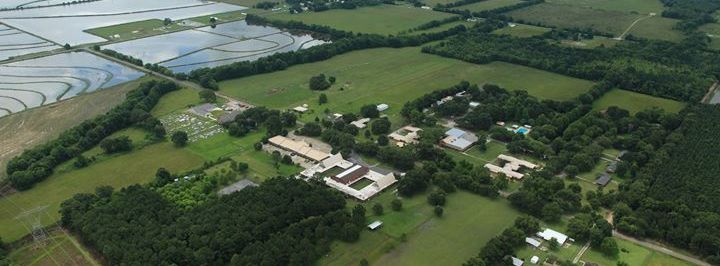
[15,205,50,246]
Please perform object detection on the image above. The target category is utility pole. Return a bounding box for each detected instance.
[15,205,50,246]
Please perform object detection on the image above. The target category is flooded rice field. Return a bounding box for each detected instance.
[0,0,245,45]
[0,24,59,60]
[0,51,143,117]
[103,21,328,73]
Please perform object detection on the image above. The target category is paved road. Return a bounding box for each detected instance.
[613,231,711,266]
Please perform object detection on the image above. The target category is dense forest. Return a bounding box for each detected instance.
[614,105,720,263]
[660,0,720,32]
[5,80,178,190]
[422,26,719,102]
[60,178,364,265]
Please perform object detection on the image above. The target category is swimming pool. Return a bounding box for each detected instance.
[514,127,530,135]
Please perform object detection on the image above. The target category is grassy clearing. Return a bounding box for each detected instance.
[593,89,686,114]
[150,87,203,117]
[218,47,594,126]
[581,237,694,266]
[423,0,458,7]
[373,191,521,266]
[629,16,683,42]
[408,20,475,35]
[545,0,664,14]
[85,11,246,42]
[506,3,641,35]
[263,5,454,35]
[699,23,720,50]
[0,142,205,242]
[0,77,153,180]
[8,229,98,266]
[446,141,508,164]
[454,0,523,12]
[493,23,551,37]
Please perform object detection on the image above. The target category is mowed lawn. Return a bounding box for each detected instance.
[9,230,99,266]
[373,192,520,266]
[219,47,595,125]
[545,0,664,14]
[454,0,523,12]
[263,5,454,35]
[505,3,683,42]
[0,142,204,242]
[582,237,694,266]
[593,89,686,114]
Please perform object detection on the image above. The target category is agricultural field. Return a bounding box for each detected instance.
[593,89,686,114]
[102,20,326,73]
[319,190,520,265]
[0,51,144,117]
[263,5,455,35]
[492,23,551,38]
[505,3,683,42]
[545,0,664,14]
[0,24,58,61]
[453,0,523,12]
[218,47,595,126]
[0,77,154,180]
[408,20,476,35]
[8,229,99,266]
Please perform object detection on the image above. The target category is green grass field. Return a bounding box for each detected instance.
[506,3,682,42]
[581,237,693,266]
[373,192,520,266]
[218,47,595,126]
[492,23,551,38]
[423,0,458,7]
[545,0,664,14]
[408,20,476,35]
[446,140,508,164]
[593,89,686,114]
[320,190,520,265]
[263,5,454,35]
[151,87,204,117]
[8,229,99,266]
[454,0,523,12]
[0,142,204,242]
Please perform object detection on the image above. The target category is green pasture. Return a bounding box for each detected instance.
[0,142,204,242]
[8,230,99,266]
[545,0,664,14]
[581,237,694,266]
[218,47,595,126]
[593,89,686,114]
[454,0,523,12]
[263,5,454,35]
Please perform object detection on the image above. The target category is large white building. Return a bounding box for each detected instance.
[301,154,396,201]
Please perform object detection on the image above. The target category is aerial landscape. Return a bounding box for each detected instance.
[0,0,719,265]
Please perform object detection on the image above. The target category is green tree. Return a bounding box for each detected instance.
[360,104,380,118]
[352,205,366,225]
[318,93,328,105]
[171,131,189,147]
[309,74,330,90]
[434,206,444,217]
[199,89,216,103]
[73,155,89,168]
[548,238,559,251]
[600,237,619,257]
[373,203,384,215]
[253,142,263,151]
[371,118,391,135]
[377,135,389,146]
[391,199,402,211]
[541,202,562,222]
[163,18,172,26]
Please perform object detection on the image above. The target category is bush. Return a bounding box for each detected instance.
[171,131,189,147]
[309,74,331,91]
[434,206,444,217]
[391,199,402,211]
[100,136,132,154]
[373,203,384,215]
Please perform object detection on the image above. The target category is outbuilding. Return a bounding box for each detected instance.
[368,221,383,230]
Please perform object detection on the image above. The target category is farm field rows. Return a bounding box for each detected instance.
[263,5,455,35]
[0,24,58,61]
[0,51,144,117]
[218,47,595,125]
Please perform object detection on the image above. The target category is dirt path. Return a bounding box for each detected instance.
[616,14,653,40]
[701,81,719,104]
[613,231,711,266]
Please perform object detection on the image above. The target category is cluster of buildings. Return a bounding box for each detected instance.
[388,125,422,147]
[267,135,397,201]
[484,154,539,180]
[513,228,573,265]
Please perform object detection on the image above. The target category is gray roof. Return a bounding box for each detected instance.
[218,110,242,124]
[448,138,474,150]
[595,173,611,186]
[446,128,466,138]
[190,103,217,116]
[218,179,258,195]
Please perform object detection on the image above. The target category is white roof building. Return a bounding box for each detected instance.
[377,103,389,112]
[293,106,309,113]
[351,118,371,128]
[512,256,524,266]
[484,154,539,180]
[525,237,541,248]
[388,125,423,145]
[530,256,539,264]
[368,221,383,230]
[268,135,329,162]
[537,228,569,245]
[441,128,479,151]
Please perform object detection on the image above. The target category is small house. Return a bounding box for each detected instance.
[512,256,524,266]
[525,237,541,248]
[595,173,611,187]
[530,256,539,264]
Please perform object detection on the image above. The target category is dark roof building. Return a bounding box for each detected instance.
[595,173,611,187]
[330,165,369,185]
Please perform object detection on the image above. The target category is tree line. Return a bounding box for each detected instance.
[6,80,178,190]
[60,177,366,265]
[422,24,719,102]
[660,0,720,32]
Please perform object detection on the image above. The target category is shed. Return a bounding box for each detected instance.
[525,237,541,248]
[469,101,480,108]
[368,220,383,230]
[293,106,309,113]
[377,104,389,112]
[512,256,524,266]
[530,256,539,264]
